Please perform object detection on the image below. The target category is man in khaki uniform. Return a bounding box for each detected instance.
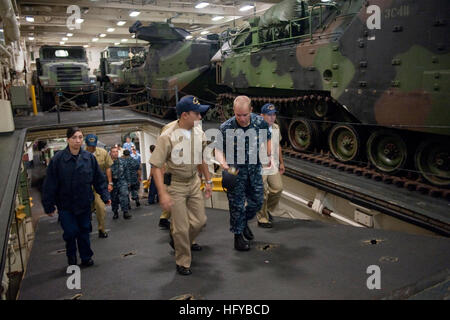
[85,134,114,238]
[257,104,285,228]
[150,96,212,276]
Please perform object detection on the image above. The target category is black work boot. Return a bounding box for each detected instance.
[123,211,132,219]
[169,233,175,250]
[113,211,119,220]
[81,259,94,267]
[234,233,250,251]
[135,199,140,207]
[67,256,77,266]
[98,230,108,238]
[176,264,192,276]
[243,224,254,240]
[191,243,202,251]
[159,218,170,230]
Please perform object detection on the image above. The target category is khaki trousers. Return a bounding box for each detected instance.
[257,172,283,223]
[167,176,206,268]
[93,192,106,232]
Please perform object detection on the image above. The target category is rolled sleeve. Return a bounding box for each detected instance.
[149,135,170,168]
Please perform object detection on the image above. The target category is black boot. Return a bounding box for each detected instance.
[98,230,108,238]
[176,264,192,276]
[243,224,254,240]
[123,211,132,219]
[234,233,250,251]
[113,211,119,219]
[68,256,77,266]
[159,218,170,230]
[169,233,175,250]
[135,199,140,207]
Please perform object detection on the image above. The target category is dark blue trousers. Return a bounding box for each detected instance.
[147,178,158,204]
[59,210,93,261]
[226,165,264,234]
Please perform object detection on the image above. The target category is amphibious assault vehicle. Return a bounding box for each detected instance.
[214,0,449,186]
[108,21,221,117]
[111,0,449,186]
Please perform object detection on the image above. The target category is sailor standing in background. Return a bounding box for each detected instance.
[123,149,142,209]
[257,103,285,228]
[110,146,131,220]
[85,134,114,238]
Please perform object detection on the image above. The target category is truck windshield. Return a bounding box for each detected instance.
[108,47,145,59]
[41,47,86,60]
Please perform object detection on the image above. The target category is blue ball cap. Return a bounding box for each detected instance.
[85,134,98,147]
[176,95,210,116]
[261,103,277,115]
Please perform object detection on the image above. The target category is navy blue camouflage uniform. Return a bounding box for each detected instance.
[42,146,110,262]
[123,156,141,201]
[110,158,130,213]
[219,113,271,234]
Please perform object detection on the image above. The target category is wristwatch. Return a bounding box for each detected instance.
[206,180,213,185]
[108,182,113,186]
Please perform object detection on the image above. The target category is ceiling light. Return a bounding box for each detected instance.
[99,33,106,37]
[76,18,84,23]
[59,41,65,45]
[212,16,224,21]
[107,28,115,32]
[185,35,193,39]
[66,33,73,37]
[28,37,35,41]
[83,45,89,48]
[121,39,128,42]
[114,42,120,45]
[26,16,34,22]
[92,37,99,42]
[239,5,254,11]
[117,21,126,26]
[129,11,140,17]
[62,37,68,41]
[195,2,209,9]
[200,30,209,35]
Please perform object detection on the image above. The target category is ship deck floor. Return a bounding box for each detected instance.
[18,202,450,300]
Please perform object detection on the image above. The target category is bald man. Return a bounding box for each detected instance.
[216,96,272,251]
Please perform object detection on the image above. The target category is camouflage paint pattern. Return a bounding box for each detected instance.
[219,0,450,136]
[117,22,219,101]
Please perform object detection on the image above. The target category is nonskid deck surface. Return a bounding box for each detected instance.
[18,204,450,300]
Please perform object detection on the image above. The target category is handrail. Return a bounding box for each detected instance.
[220,3,340,53]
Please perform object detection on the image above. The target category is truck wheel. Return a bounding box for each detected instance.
[87,92,99,107]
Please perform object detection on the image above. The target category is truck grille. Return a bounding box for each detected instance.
[56,66,82,82]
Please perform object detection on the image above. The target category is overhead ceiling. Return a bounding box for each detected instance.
[13,0,281,48]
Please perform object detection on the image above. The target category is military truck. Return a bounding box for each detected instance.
[97,45,146,104]
[35,45,98,111]
[214,0,450,186]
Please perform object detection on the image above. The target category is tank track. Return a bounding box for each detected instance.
[282,147,450,200]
